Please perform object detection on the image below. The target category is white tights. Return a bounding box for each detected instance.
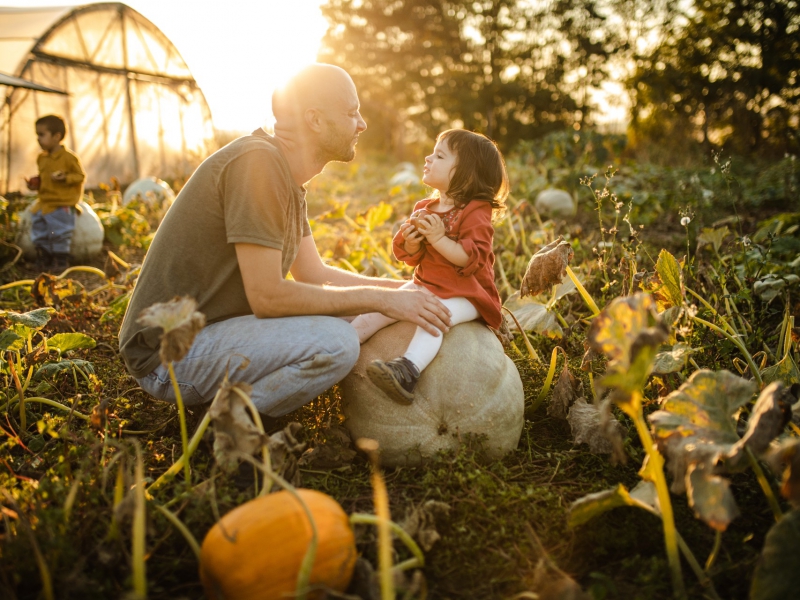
[350,281,479,372]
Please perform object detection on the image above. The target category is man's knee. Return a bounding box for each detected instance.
[322,318,360,376]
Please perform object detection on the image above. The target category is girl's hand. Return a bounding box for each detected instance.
[416,213,445,244]
[399,221,424,253]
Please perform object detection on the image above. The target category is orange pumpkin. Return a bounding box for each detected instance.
[199,489,357,600]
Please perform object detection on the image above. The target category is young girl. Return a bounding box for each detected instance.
[351,129,507,404]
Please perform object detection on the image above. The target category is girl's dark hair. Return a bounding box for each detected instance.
[438,129,508,219]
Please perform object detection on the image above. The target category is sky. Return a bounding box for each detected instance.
[6,0,330,133]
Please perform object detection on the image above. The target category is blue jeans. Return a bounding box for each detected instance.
[136,314,360,416]
[31,207,76,254]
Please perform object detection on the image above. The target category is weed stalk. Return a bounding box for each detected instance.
[166,362,191,484]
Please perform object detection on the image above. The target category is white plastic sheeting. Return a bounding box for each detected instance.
[1,3,216,193]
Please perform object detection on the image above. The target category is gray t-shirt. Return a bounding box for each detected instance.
[119,130,311,378]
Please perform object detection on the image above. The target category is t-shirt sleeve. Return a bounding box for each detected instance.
[221,149,293,249]
[456,204,494,277]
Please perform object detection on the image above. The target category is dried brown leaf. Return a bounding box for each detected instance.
[765,440,800,507]
[401,500,451,551]
[268,422,306,486]
[567,398,626,460]
[137,296,206,364]
[548,364,582,420]
[580,339,598,372]
[727,382,794,469]
[520,236,574,297]
[208,380,267,473]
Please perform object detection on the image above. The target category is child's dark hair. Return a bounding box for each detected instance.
[35,115,67,139]
[437,129,508,219]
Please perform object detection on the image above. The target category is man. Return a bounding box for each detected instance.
[118,63,451,416]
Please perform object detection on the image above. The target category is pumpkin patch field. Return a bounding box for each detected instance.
[1,134,799,600]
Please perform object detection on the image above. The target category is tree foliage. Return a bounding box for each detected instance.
[319,0,613,150]
[629,0,800,157]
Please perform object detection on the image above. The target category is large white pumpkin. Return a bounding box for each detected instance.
[341,321,524,467]
[16,201,105,261]
[534,188,576,217]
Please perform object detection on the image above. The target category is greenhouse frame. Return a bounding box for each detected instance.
[0,2,216,193]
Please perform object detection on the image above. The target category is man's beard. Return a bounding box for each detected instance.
[318,120,357,163]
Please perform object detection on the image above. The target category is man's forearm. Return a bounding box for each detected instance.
[316,263,406,289]
[251,278,397,318]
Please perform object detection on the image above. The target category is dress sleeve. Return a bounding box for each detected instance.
[393,228,426,266]
[456,204,494,277]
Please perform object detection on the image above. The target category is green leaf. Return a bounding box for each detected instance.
[655,249,683,308]
[34,359,95,380]
[696,226,730,253]
[648,369,757,493]
[750,509,800,600]
[0,307,55,329]
[568,484,635,528]
[652,343,693,374]
[686,462,740,531]
[588,293,661,365]
[589,293,667,396]
[761,354,800,386]
[0,330,23,353]
[569,482,657,529]
[45,333,96,354]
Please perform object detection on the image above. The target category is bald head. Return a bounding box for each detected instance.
[272,64,357,127]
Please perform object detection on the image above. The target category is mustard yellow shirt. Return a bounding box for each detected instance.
[33,145,86,214]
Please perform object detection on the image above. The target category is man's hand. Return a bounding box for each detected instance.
[399,221,424,254]
[416,213,445,244]
[381,286,452,336]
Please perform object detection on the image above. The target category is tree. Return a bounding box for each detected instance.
[628,0,800,157]
[318,0,614,151]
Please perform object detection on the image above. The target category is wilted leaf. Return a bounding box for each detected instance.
[652,343,692,375]
[503,293,563,338]
[46,333,96,354]
[208,380,267,473]
[548,364,581,419]
[32,274,84,308]
[764,440,800,507]
[750,509,800,600]
[0,307,54,329]
[529,558,591,600]
[686,462,740,531]
[401,500,451,551]
[91,398,109,431]
[0,330,23,353]
[696,226,730,254]
[727,382,793,469]
[34,359,95,379]
[520,236,574,297]
[567,398,626,458]
[138,296,206,364]
[654,249,683,309]
[648,369,756,493]
[589,293,668,397]
[268,422,306,486]
[299,424,356,470]
[754,274,799,304]
[761,353,800,386]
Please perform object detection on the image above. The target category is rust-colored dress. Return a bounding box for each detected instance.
[393,198,502,329]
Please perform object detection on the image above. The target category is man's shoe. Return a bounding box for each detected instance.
[366,357,420,405]
[52,253,70,272]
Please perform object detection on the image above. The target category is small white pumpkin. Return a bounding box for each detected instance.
[341,321,524,467]
[534,188,576,217]
[16,201,105,261]
[122,176,175,207]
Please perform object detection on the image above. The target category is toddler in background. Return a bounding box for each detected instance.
[26,114,86,271]
[351,129,507,404]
